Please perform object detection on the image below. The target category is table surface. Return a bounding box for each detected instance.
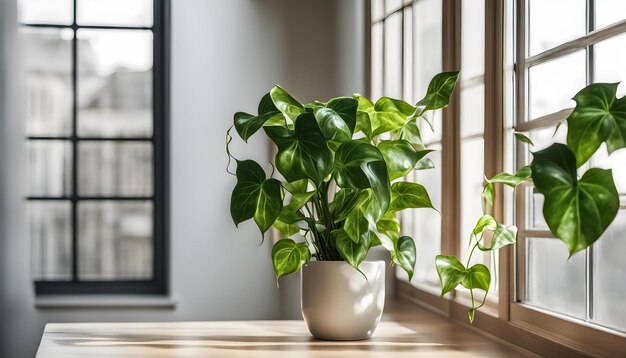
[36,300,535,357]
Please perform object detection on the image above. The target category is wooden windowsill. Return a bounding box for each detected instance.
[34,295,177,309]
[36,298,536,357]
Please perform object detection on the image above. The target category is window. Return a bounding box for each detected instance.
[513,0,626,333]
[372,0,626,355]
[21,0,168,294]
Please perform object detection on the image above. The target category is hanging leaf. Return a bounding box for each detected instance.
[435,255,467,297]
[411,71,460,128]
[514,132,534,146]
[378,140,433,180]
[334,140,391,221]
[531,143,619,255]
[482,166,532,206]
[566,82,626,167]
[389,182,436,212]
[376,211,400,240]
[233,93,284,142]
[396,236,417,281]
[230,160,283,234]
[273,220,300,238]
[333,228,373,271]
[265,112,334,185]
[271,239,310,280]
[461,264,491,292]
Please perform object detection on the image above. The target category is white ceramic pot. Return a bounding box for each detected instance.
[301,260,385,340]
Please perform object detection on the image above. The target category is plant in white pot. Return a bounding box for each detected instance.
[227,72,459,340]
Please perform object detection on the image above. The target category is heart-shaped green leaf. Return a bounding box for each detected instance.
[334,140,391,221]
[482,166,532,206]
[353,94,416,137]
[333,228,373,271]
[270,85,305,122]
[326,97,358,133]
[478,223,517,251]
[344,203,370,243]
[412,71,460,120]
[531,143,619,255]
[396,236,416,281]
[392,120,423,148]
[230,160,283,234]
[376,211,400,239]
[389,182,436,212]
[329,188,362,223]
[461,264,491,291]
[271,239,310,280]
[313,106,353,143]
[472,214,497,236]
[378,140,433,180]
[233,93,284,142]
[566,82,626,167]
[435,255,467,297]
[265,112,334,185]
[273,219,300,238]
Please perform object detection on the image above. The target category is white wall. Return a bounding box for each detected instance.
[0,0,365,356]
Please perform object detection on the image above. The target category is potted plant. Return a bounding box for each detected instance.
[227,71,460,340]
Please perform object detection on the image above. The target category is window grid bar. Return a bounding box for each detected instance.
[515,108,573,131]
[70,0,79,282]
[585,0,595,324]
[21,23,153,31]
[27,196,155,201]
[525,19,626,68]
[27,136,154,142]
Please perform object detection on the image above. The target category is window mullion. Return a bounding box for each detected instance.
[70,0,79,283]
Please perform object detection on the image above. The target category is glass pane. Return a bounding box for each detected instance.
[77,0,153,27]
[77,29,153,137]
[528,124,567,153]
[371,23,384,100]
[28,141,72,197]
[528,51,586,119]
[596,0,626,29]
[78,141,153,196]
[460,83,485,137]
[403,7,413,102]
[527,187,549,230]
[19,0,72,25]
[78,201,153,280]
[528,0,586,56]
[386,0,403,15]
[590,144,626,195]
[524,237,586,319]
[23,28,73,136]
[595,33,626,98]
[461,0,484,79]
[30,201,72,280]
[413,0,442,103]
[371,0,384,22]
[460,138,485,268]
[384,12,403,98]
[409,145,442,286]
[593,210,626,332]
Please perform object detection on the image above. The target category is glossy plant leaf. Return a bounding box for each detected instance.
[313,106,353,142]
[344,203,370,243]
[514,132,534,146]
[461,264,491,291]
[273,219,300,238]
[265,112,333,185]
[435,255,467,297]
[329,188,362,223]
[411,71,460,127]
[326,97,357,133]
[282,179,310,194]
[396,236,416,281]
[531,143,619,255]
[233,93,283,142]
[334,140,391,221]
[230,160,283,234]
[415,157,434,170]
[378,140,433,180]
[472,214,497,236]
[481,166,532,206]
[270,85,306,122]
[271,239,310,280]
[392,120,423,148]
[389,182,436,212]
[479,223,517,251]
[333,228,373,271]
[566,82,626,167]
[376,211,400,240]
[353,94,416,137]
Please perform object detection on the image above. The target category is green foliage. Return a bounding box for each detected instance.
[531,143,619,255]
[439,82,622,322]
[228,72,459,283]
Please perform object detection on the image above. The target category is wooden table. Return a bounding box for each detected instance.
[36,300,535,357]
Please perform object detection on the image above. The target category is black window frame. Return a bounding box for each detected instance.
[23,0,169,295]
